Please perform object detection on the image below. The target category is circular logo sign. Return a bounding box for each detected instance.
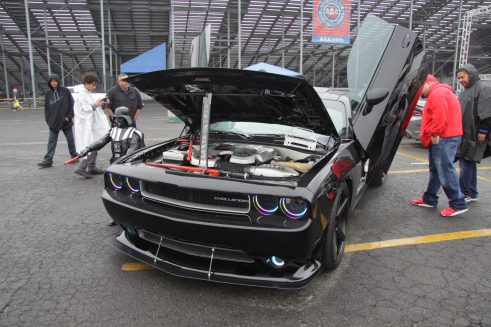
[318,0,346,29]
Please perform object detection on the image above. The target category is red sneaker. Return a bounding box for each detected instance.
[440,207,468,217]
[411,198,435,208]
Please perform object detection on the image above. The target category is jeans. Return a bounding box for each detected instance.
[43,126,77,163]
[459,159,478,198]
[422,136,467,210]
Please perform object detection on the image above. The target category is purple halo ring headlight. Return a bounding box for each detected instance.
[252,195,279,216]
[108,173,123,190]
[125,177,140,193]
[279,197,308,220]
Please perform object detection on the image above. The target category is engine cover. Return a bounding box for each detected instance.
[190,143,275,167]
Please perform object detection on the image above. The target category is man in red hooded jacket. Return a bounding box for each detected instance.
[411,74,468,217]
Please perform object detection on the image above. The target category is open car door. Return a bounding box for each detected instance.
[349,15,429,176]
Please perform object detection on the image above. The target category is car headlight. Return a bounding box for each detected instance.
[125,177,140,193]
[252,195,279,215]
[253,195,308,221]
[279,197,308,220]
[108,173,123,190]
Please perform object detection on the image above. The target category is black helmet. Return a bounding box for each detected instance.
[114,106,133,126]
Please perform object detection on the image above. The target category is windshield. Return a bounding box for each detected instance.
[322,100,347,137]
[210,121,331,146]
[347,15,395,114]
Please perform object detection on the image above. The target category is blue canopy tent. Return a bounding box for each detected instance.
[243,62,303,78]
[120,43,167,73]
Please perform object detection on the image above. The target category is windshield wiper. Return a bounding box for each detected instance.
[209,130,252,139]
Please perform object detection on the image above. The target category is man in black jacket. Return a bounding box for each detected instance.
[456,64,491,202]
[38,74,78,168]
[105,73,143,124]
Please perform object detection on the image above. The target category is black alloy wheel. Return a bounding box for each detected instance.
[322,183,349,271]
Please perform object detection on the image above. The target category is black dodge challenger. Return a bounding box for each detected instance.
[103,15,429,288]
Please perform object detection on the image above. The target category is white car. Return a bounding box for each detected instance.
[406,99,425,140]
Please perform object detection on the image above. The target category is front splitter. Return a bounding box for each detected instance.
[105,231,322,289]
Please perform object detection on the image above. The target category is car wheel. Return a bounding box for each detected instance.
[321,183,349,271]
[368,168,385,187]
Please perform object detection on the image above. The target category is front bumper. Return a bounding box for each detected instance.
[107,231,322,289]
[102,189,324,288]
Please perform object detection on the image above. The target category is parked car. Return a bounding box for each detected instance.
[102,15,428,288]
[406,99,425,140]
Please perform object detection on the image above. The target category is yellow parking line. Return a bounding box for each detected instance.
[389,169,428,174]
[121,262,154,271]
[398,144,423,148]
[120,229,491,270]
[477,176,491,183]
[345,229,491,253]
[396,151,428,162]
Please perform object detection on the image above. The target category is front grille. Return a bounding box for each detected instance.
[141,181,250,213]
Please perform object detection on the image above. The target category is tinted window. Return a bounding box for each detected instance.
[347,15,394,114]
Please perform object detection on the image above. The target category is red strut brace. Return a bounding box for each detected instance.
[146,162,220,176]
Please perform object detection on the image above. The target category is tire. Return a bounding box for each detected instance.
[321,183,349,271]
[368,168,385,187]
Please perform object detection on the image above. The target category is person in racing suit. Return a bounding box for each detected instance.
[77,106,145,226]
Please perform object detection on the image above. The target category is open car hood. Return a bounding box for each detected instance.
[127,68,338,137]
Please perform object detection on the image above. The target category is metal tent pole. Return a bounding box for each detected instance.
[44,8,51,76]
[100,0,107,92]
[60,52,64,85]
[409,0,413,30]
[299,0,303,74]
[1,29,10,99]
[24,0,37,107]
[108,8,113,78]
[282,16,285,68]
[170,0,175,69]
[331,46,335,87]
[21,56,25,99]
[452,0,463,90]
[238,0,241,69]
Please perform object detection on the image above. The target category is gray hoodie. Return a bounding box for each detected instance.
[456,64,491,161]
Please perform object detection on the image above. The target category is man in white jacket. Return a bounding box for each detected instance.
[73,72,111,178]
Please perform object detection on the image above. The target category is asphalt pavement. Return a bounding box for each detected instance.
[0,102,490,327]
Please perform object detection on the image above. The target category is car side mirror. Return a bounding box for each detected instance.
[366,88,389,106]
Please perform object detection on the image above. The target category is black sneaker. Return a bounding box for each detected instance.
[87,167,105,175]
[37,160,53,168]
[465,196,478,203]
[74,168,93,179]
